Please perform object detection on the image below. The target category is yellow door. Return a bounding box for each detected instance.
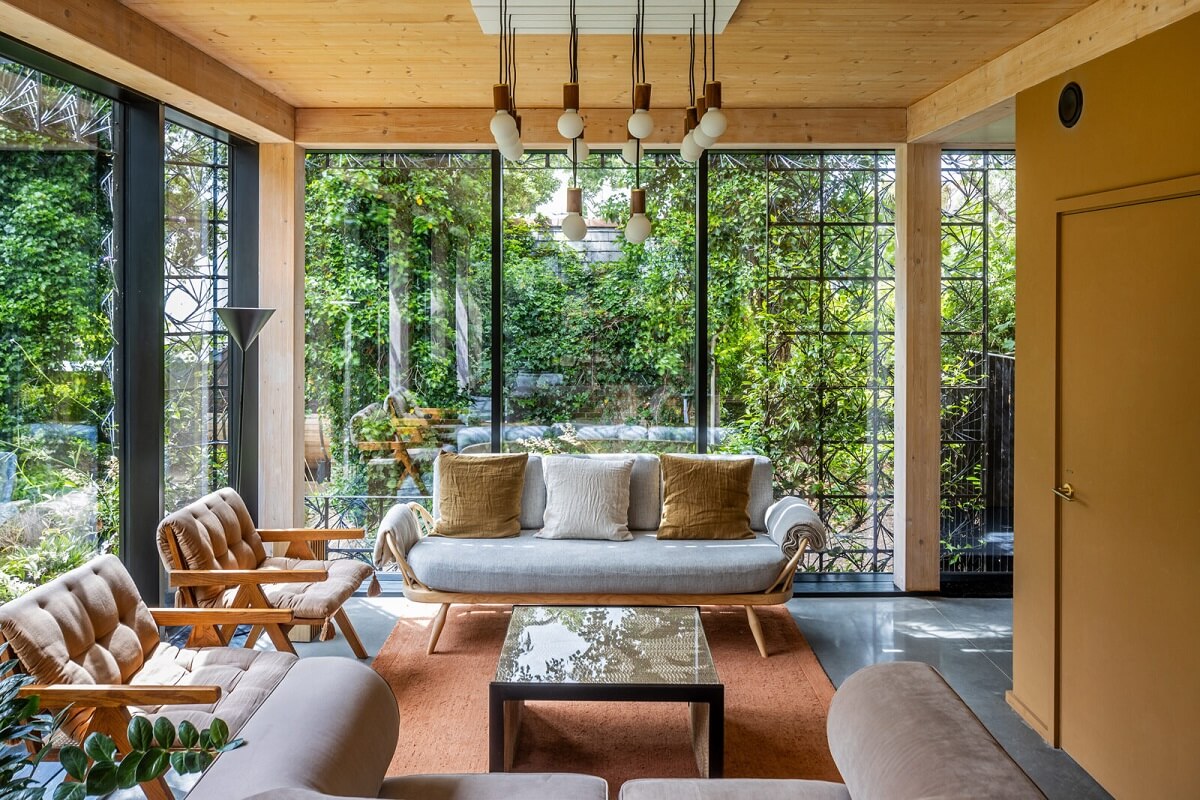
[1057,193,1200,798]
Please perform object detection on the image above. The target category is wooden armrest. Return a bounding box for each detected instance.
[258,528,365,542]
[169,569,328,587]
[19,684,222,708]
[147,608,294,625]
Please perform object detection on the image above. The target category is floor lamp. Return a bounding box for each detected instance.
[217,307,275,495]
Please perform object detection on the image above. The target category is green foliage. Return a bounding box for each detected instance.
[0,661,243,800]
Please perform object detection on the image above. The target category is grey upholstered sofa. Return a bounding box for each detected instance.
[620,661,1045,800]
[379,453,825,657]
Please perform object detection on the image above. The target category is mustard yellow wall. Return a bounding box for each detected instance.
[1013,13,1200,743]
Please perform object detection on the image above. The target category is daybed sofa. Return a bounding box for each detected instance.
[377,453,827,657]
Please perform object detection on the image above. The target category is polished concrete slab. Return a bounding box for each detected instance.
[788,596,1112,800]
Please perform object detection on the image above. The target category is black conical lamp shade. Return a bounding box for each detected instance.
[217,307,275,350]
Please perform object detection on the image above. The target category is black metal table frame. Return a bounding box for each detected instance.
[488,680,725,777]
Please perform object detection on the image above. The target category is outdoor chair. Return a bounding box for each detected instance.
[156,487,376,659]
[0,554,298,800]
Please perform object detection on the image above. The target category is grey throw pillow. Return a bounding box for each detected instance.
[536,455,636,541]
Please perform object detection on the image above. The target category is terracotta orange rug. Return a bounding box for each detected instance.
[372,603,841,793]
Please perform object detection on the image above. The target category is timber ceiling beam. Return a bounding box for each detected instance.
[0,0,294,142]
[295,107,907,150]
[908,0,1200,143]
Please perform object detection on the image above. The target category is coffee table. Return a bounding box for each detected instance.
[488,605,724,777]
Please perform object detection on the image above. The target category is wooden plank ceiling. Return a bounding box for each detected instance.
[117,1,1093,110]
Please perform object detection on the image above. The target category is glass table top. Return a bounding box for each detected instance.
[495,606,720,686]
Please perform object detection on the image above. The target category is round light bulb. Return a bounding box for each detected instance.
[680,132,702,162]
[620,138,641,166]
[627,109,655,140]
[557,109,585,140]
[562,212,588,241]
[691,126,715,149]
[625,213,652,244]
[569,138,590,163]
[499,138,525,162]
[490,111,518,141]
[699,107,727,139]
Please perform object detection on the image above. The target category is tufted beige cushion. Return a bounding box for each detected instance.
[133,644,295,735]
[256,556,374,620]
[158,488,268,606]
[0,554,160,709]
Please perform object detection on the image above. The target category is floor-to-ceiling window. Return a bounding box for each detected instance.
[0,59,118,601]
[709,153,896,572]
[940,151,1016,575]
[304,152,492,536]
[501,151,696,453]
[163,121,231,511]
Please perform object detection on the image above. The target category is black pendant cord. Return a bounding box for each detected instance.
[702,0,708,86]
[710,0,717,79]
[630,24,636,112]
[638,0,647,84]
[689,15,696,100]
[508,14,517,113]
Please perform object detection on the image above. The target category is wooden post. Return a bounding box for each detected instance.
[257,144,305,530]
[893,144,942,592]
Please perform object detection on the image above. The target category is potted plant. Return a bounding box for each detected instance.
[0,661,243,800]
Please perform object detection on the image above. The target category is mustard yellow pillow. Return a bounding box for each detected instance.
[657,455,754,540]
[432,452,529,538]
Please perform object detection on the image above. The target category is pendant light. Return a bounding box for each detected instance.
[626,0,654,141]
[556,0,585,141]
[689,1,716,150]
[562,139,588,241]
[698,0,727,140]
[493,3,524,162]
[679,16,702,163]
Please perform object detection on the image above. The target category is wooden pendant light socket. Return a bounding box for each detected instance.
[686,106,700,132]
[705,81,722,110]
[493,84,511,113]
[563,82,580,111]
[514,114,522,136]
[634,83,652,111]
[630,188,646,215]
[567,187,583,214]
[695,95,707,117]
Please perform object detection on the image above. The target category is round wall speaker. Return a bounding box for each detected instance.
[1058,82,1083,128]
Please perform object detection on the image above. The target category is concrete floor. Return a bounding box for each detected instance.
[294,593,1112,800]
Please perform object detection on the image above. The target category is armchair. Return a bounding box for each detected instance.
[0,554,298,800]
[156,488,376,658]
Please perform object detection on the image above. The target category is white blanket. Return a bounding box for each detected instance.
[765,496,828,558]
[373,502,422,570]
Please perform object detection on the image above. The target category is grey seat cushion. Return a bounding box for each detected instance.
[187,658,399,800]
[620,779,850,800]
[827,662,1044,800]
[379,773,608,800]
[407,530,788,594]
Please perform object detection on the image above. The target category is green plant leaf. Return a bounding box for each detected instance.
[127,715,153,751]
[116,751,144,790]
[52,782,86,800]
[85,761,119,795]
[59,745,89,781]
[169,750,188,775]
[208,718,229,749]
[153,717,175,749]
[177,719,199,748]
[82,732,117,764]
[136,747,170,783]
[195,750,214,771]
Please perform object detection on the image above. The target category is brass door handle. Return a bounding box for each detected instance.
[1052,483,1075,502]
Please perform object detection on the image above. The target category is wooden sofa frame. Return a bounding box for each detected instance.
[386,503,808,658]
[0,605,294,800]
[159,525,370,658]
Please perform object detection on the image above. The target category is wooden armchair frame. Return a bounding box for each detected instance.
[161,525,369,658]
[384,503,808,658]
[0,603,290,800]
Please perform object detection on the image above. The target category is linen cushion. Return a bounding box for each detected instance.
[432,452,528,538]
[657,454,755,540]
[620,779,850,800]
[379,773,609,800]
[537,455,635,540]
[157,488,267,606]
[254,556,374,619]
[406,531,787,594]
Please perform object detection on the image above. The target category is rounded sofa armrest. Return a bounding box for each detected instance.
[764,496,828,557]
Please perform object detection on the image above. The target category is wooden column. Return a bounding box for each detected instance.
[257,144,305,528]
[893,144,942,592]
